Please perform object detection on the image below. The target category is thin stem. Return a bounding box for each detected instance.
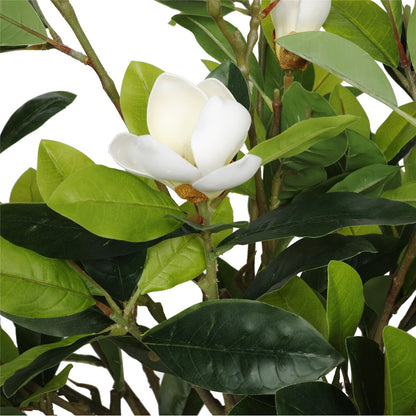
[30,0,62,42]
[142,365,160,399]
[122,383,150,416]
[404,66,416,103]
[373,227,416,347]
[50,0,123,120]
[244,0,262,70]
[284,70,294,93]
[399,296,416,330]
[193,386,225,415]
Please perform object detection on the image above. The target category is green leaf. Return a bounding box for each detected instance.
[20,364,73,407]
[381,0,402,38]
[346,337,385,415]
[159,374,203,415]
[0,334,99,397]
[219,192,416,248]
[275,381,357,415]
[244,234,376,300]
[373,102,416,161]
[329,84,370,138]
[408,4,416,66]
[47,165,185,242]
[229,396,276,415]
[327,261,364,356]
[0,326,19,363]
[97,339,124,392]
[363,276,391,315]
[260,276,328,338]
[207,61,250,109]
[249,115,357,165]
[312,65,342,96]
[143,300,342,395]
[0,203,168,260]
[0,92,76,153]
[277,31,397,107]
[37,140,94,201]
[154,0,234,16]
[382,182,416,207]
[404,147,416,183]
[0,0,47,46]
[9,168,43,203]
[0,237,94,318]
[384,327,416,415]
[328,164,400,197]
[137,234,205,294]
[323,0,398,66]
[120,61,164,136]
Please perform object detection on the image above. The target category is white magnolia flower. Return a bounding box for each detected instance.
[110,73,261,202]
[270,0,331,39]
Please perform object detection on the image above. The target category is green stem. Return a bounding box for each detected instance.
[283,70,294,93]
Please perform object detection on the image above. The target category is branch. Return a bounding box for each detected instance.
[122,383,150,415]
[193,386,225,415]
[142,365,160,399]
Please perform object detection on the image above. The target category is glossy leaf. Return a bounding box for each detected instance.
[154,0,234,15]
[329,84,370,138]
[408,4,416,66]
[275,381,357,415]
[120,61,164,136]
[249,115,356,165]
[0,0,47,46]
[97,339,124,392]
[323,0,398,66]
[244,234,376,300]
[277,31,397,107]
[0,237,94,318]
[207,61,250,109]
[1,334,99,397]
[143,300,342,395]
[384,327,416,414]
[382,182,416,207]
[137,234,205,294]
[260,276,328,338]
[20,364,73,407]
[229,396,276,415]
[346,336,384,415]
[363,276,391,315]
[374,102,416,161]
[0,326,18,363]
[328,164,400,197]
[9,168,42,203]
[219,192,416,248]
[47,165,185,242]
[37,139,94,201]
[327,261,364,356]
[1,92,75,153]
[404,147,416,183]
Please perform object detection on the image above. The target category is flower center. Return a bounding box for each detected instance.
[175,184,209,203]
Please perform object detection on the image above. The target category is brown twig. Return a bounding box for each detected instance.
[193,386,225,415]
[123,383,150,415]
[142,365,160,399]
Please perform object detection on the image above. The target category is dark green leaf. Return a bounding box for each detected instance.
[229,396,276,415]
[0,92,76,152]
[275,381,357,415]
[143,300,342,395]
[244,234,376,299]
[217,258,242,298]
[219,192,416,249]
[363,276,391,315]
[346,337,384,415]
[96,339,124,392]
[0,326,18,363]
[207,61,250,109]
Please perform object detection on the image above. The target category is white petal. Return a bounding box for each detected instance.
[191,96,251,175]
[193,155,262,192]
[297,0,331,32]
[197,78,235,100]
[271,0,300,38]
[147,73,208,162]
[109,133,201,183]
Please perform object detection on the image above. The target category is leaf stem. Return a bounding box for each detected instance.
[193,386,225,415]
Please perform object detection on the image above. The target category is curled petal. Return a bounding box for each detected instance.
[297,0,331,32]
[193,154,262,193]
[191,96,251,175]
[197,78,235,100]
[147,73,208,162]
[109,133,201,183]
[271,0,300,38]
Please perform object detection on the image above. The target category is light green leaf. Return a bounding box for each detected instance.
[0,237,95,318]
[329,84,370,138]
[381,0,402,38]
[249,115,357,165]
[137,234,205,294]
[277,31,397,107]
[404,147,416,183]
[382,182,416,207]
[47,165,184,242]
[374,102,416,161]
[120,61,164,136]
[327,261,364,356]
[312,65,342,96]
[0,326,19,363]
[20,364,73,407]
[323,0,398,66]
[0,0,47,46]
[384,327,416,414]
[9,168,43,203]
[260,276,328,338]
[408,4,416,66]
[37,140,94,201]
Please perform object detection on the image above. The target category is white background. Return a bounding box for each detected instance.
[0,1,415,414]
